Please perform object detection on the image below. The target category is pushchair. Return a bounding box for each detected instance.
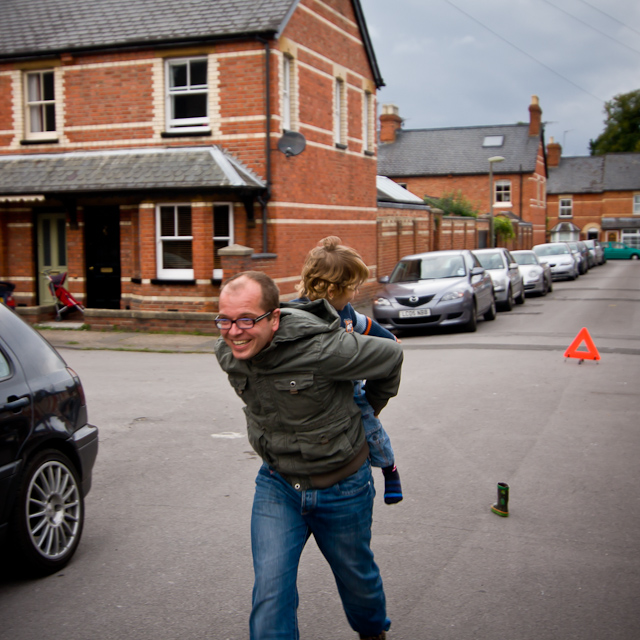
[42,270,85,320]
[0,280,16,310]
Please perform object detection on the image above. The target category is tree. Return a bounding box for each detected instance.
[589,89,640,155]
[424,190,480,217]
[494,216,515,245]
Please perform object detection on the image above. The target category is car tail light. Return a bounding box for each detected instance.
[67,367,87,406]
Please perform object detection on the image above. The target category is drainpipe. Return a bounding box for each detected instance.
[257,36,272,255]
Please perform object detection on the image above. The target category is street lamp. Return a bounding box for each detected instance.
[488,156,505,247]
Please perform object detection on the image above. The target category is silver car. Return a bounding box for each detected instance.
[567,241,590,273]
[472,248,525,311]
[372,250,497,333]
[511,250,553,296]
[583,239,606,265]
[532,242,580,280]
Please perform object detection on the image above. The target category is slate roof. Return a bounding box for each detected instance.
[547,153,640,194]
[377,124,542,178]
[0,147,265,195]
[0,0,297,57]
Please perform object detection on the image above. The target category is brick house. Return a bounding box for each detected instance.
[0,0,388,330]
[377,96,549,248]
[546,139,640,247]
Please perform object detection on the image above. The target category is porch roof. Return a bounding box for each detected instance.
[0,146,265,196]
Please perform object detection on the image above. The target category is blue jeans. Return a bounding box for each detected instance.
[353,381,395,469]
[250,461,390,640]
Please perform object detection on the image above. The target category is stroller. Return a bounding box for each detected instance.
[42,270,85,321]
[0,280,16,310]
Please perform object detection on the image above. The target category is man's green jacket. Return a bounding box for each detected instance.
[215,299,403,489]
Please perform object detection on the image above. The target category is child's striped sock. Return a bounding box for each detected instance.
[382,465,403,504]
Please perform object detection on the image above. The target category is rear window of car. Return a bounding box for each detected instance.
[1,310,65,379]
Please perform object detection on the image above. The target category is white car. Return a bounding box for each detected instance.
[511,250,553,296]
[532,243,580,281]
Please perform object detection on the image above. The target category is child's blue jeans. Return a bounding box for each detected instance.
[353,381,395,468]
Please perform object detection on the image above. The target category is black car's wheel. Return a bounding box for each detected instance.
[463,302,478,332]
[483,296,497,321]
[10,450,85,575]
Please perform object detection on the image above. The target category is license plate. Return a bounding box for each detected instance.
[399,308,431,318]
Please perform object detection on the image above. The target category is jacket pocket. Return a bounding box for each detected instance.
[272,372,326,425]
[228,374,248,396]
[295,414,355,462]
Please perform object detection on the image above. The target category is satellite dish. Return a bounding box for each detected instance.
[277,130,306,157]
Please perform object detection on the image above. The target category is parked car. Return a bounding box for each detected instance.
[583,239,606,265]
[602,241,640,260]
[532,242,580,280]
[0,304,98,575]
[511,250,553,296]
[472,248,525,311]
[567,241,590,273]
[373,249,497,333]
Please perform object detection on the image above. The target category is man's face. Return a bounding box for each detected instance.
[218,278,280,360]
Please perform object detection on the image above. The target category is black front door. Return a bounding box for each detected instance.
[84,206,121,309]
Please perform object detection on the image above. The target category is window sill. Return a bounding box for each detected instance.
[21,138,59,145]
[335,142,348,150]
[161,130,211,138]
[151,279,196,286]
[364,150,375,157]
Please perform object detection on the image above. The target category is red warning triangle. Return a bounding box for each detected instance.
[564,327,601,361]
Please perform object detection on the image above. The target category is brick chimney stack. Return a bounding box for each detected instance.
[547,136,562,167]
[529,95,542,137]
[380,104,402,143]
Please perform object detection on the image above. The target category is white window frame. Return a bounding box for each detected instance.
[559,197,573,218]
[334,78,345,146]
[282,55,292,131]
[24,69,57,140]
[494,180,511,204]
[165,57,209,132]
[213,203,234,281]
[156,204,194,280]
[633,194,640,214]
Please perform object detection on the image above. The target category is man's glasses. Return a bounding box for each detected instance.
[215,310,273,331]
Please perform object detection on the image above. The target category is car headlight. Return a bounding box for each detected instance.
[441,290,465,301]
[373,297,391,307]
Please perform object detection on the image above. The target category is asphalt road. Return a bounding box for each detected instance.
[1,260,639,640]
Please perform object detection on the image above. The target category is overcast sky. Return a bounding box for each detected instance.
[360,0,640,157]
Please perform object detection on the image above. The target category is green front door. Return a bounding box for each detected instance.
[37,212,68,305]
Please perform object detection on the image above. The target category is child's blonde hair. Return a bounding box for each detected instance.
[297,236,370,300]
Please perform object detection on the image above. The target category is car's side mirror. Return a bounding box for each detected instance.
[378,275,390,284]
[470,266,485,277]
[509,262,518,269]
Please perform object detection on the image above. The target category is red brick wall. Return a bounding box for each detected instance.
[0,75,12,131]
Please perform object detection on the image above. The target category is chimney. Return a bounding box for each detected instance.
[547,136,562,167]
[380,104,402,143]
[529,95,542,137]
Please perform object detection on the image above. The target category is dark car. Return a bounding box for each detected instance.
[372,249,497,333]
[0,304,98,575]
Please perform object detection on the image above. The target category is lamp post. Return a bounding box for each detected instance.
[488,155,505,247]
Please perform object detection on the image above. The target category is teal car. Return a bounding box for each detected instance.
[602,242,640,260]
